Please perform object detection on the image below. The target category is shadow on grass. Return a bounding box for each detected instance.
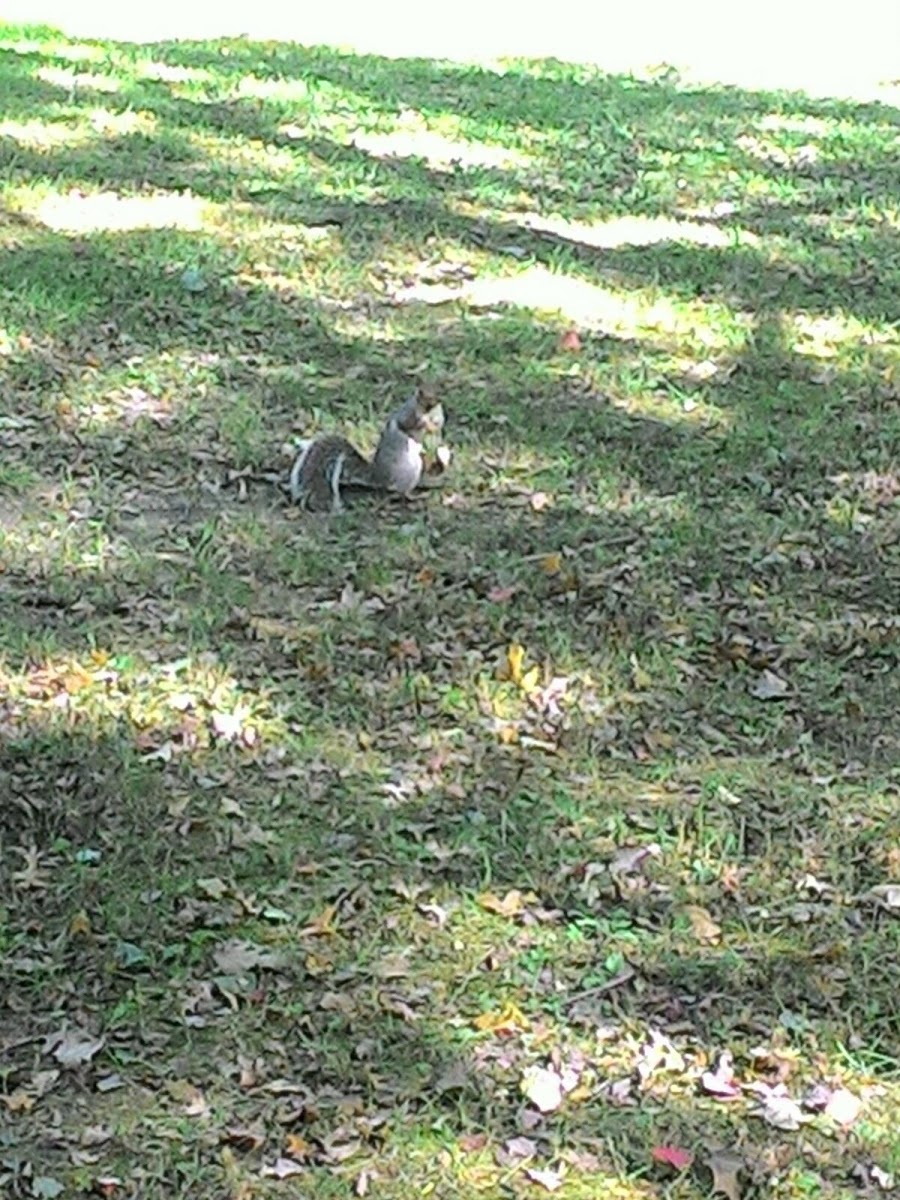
[2,714,898,1186]
[0,227,897,781]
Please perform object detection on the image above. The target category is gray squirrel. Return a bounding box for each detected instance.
[289,388,445,513]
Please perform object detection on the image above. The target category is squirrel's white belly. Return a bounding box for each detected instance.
[384,442,423,493]
[374,444,424,494]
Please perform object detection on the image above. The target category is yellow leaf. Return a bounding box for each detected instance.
[473,1002,530,1035]
[301,905,337,936]
[304,952,334,976]
[285,1134,313,1159]
[497,724,520,745]
[4,1089,34,1113]
[69,910,92,937]
[684,904,722,944]
[478,889,528,918]
[498,644,541,694]
[501,643,526,685]
[540,553,562,575]
[520,666,541,695]
[250,615,314,643]
[63,665,93,694]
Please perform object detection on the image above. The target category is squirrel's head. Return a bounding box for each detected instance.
[392,385,445,439]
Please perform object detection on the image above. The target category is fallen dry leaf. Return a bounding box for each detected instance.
[223,1127,266,1152]
[30,1069,59,1097]
[213,940,286,974]
[702,1052,741,1100]
[708,1149,744,1200]
[602,1076,635,1105]
[375,952,411,979]
[636,1030,686,1080]
[610,843,661,876]
[32,1178,65,1199]
[750,1082,806,1130]
[478,889,532,918]
[871,1165,896,1191]
[434,1061,469,1094]
[355,1167,375,1196]
[284,1133,314,1159]
[803,1082,833,1112]
[69,910,92,936]
[47,1031,105,1069]
[504,1136,538,1161]
[210,708,245,740]
[560,1148,601,1172]
[684,904,722,944]
[751,669,789,700]
[166,1079,209,1117]
[652,1145,694,1170]
[559,328,582,352]
[867,884,900,911]
[521,1065,563,1113]
[497,642,540,693]
[458,1132,488,1153]
[320,1135,363,1164]
[93,1177,123,1197]
[197,876,229,900]
[260,1157,305,1179]
[795,873,834,897]
[418,901,449,927]
[474,1002,529,1036]
[824,1087,862,1126]
[95,1073,124,1093]
[305,950,334,976]
[526,1165,566,1192]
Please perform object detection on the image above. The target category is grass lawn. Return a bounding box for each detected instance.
[1,22,899,1199]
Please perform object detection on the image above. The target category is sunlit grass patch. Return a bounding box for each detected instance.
[0,115,91,148]
[35,62,124,93]
[29,187,207,233]
[0,643,287,746]
[351,127,534,172]
[135,58,212,85]
[521,211,761,251]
